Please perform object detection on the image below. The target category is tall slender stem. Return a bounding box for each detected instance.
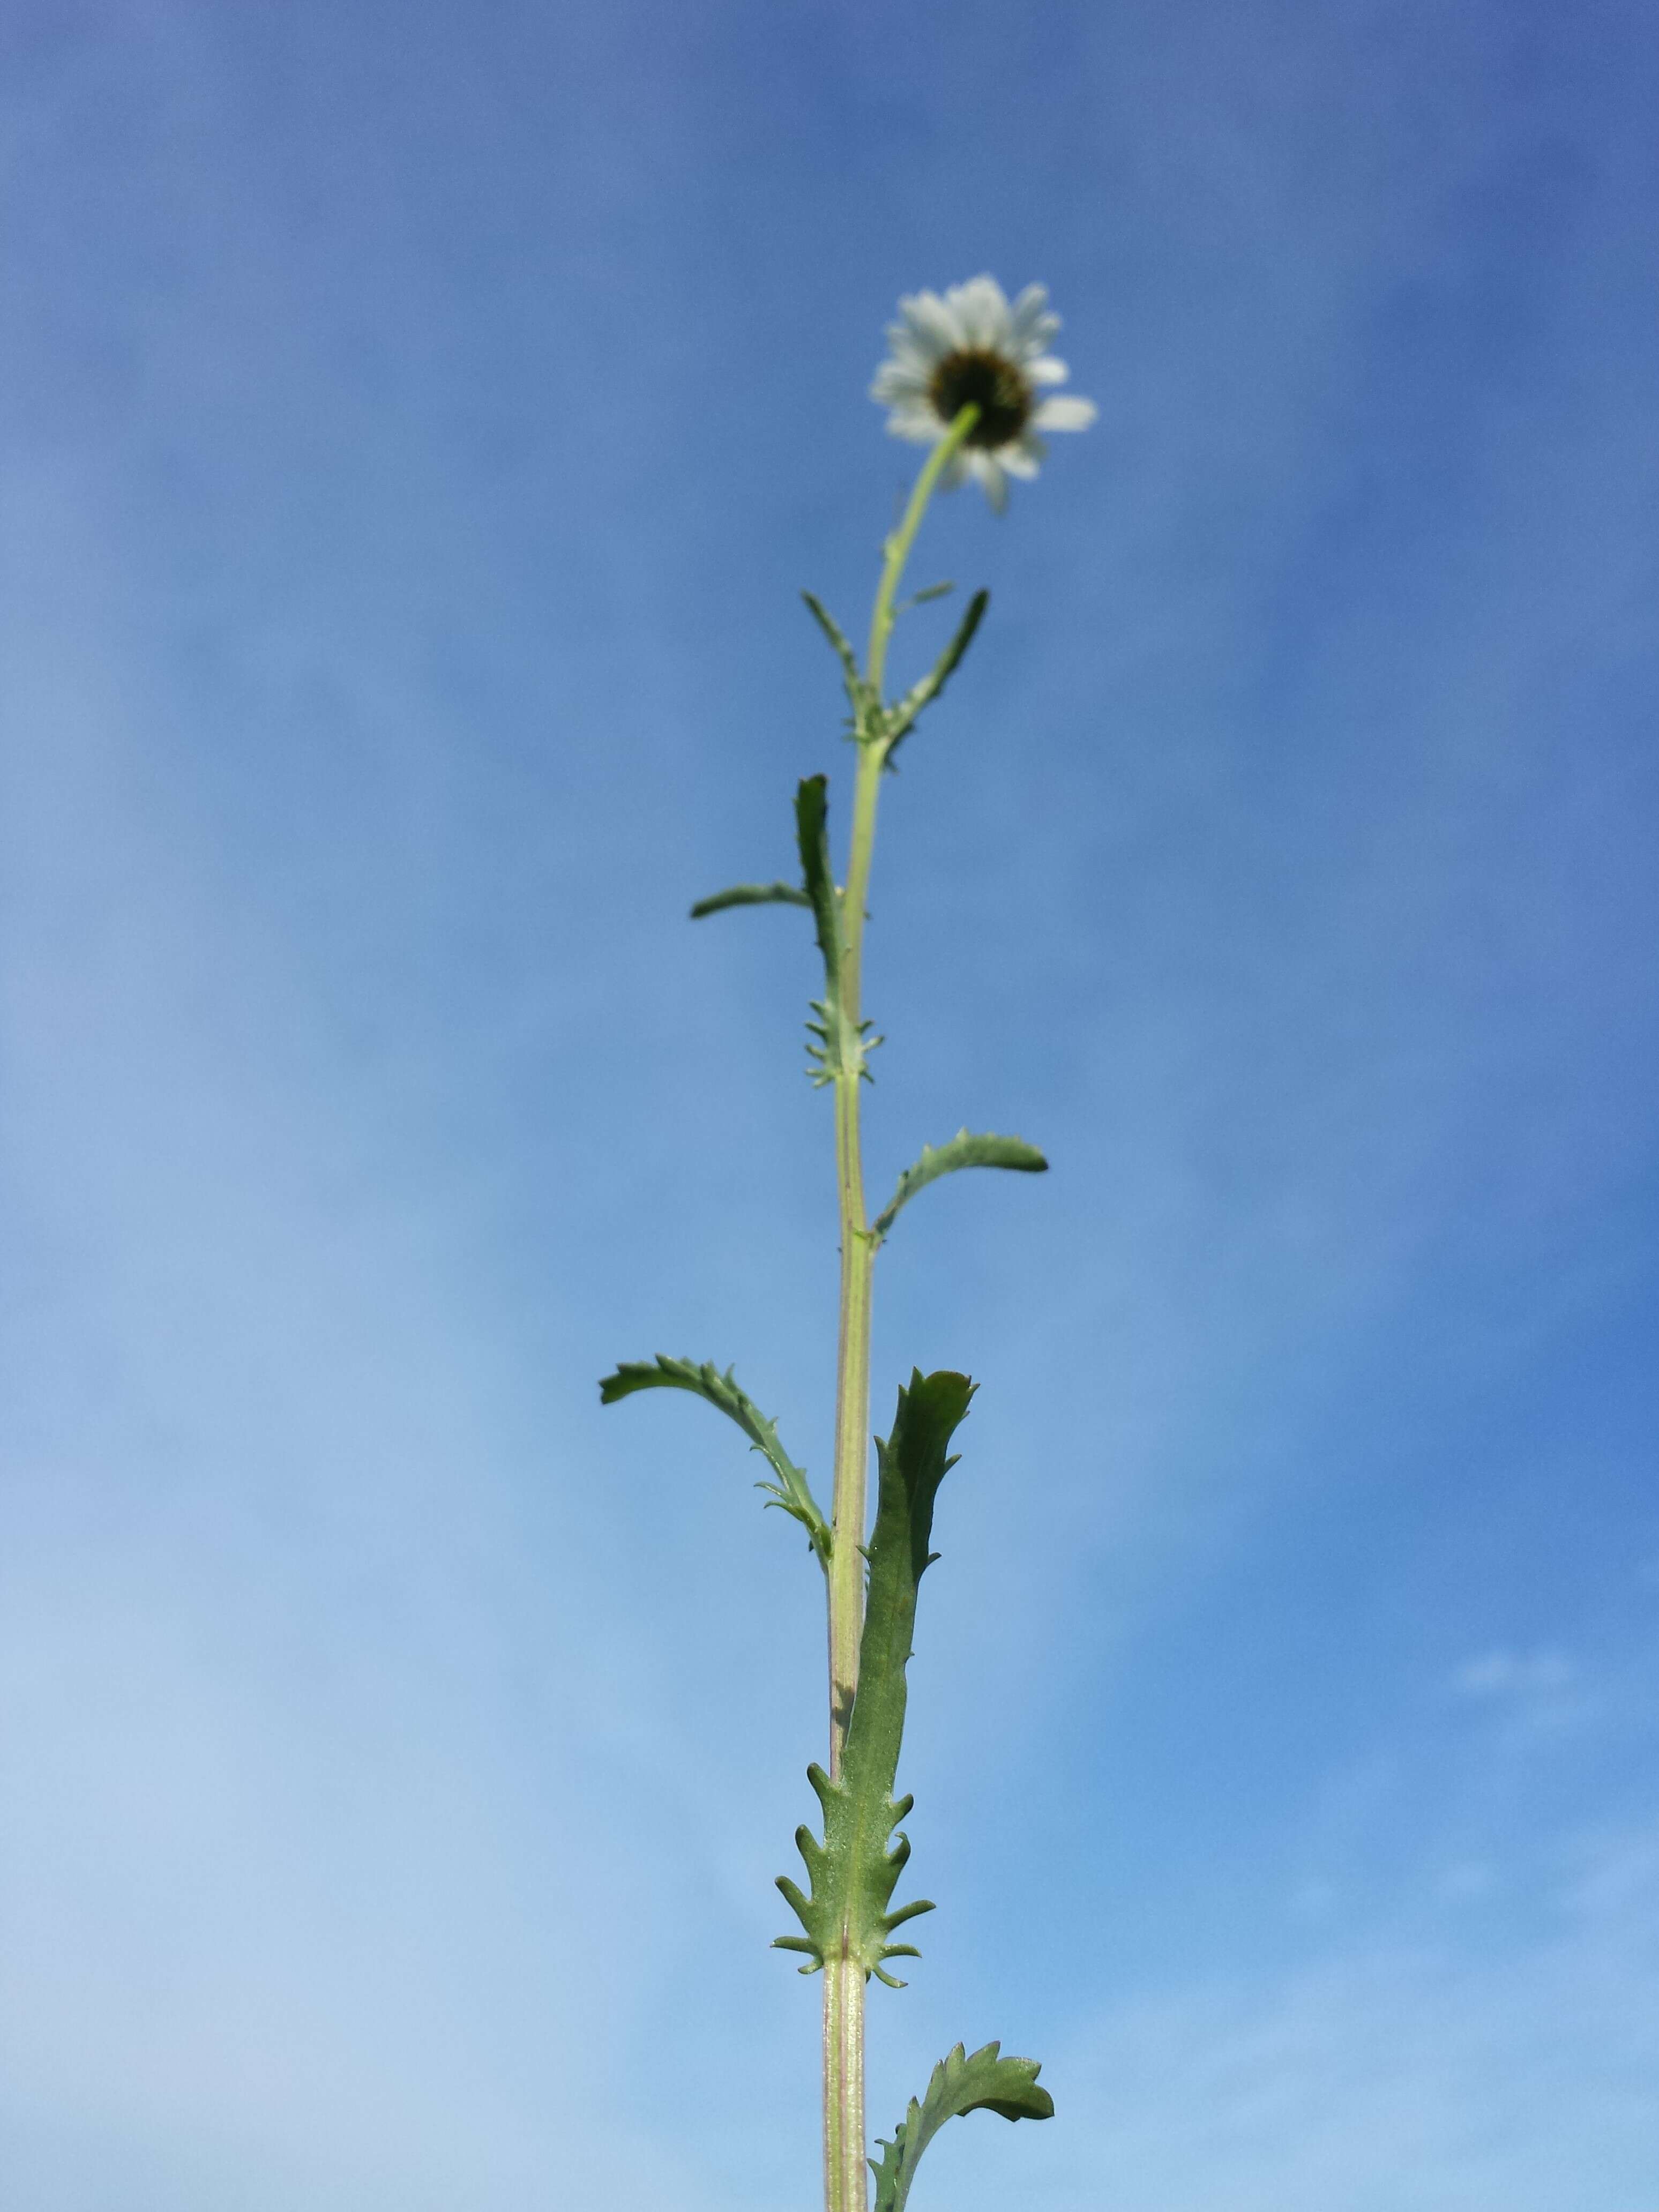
[825,402,978,1771]
[821,403,978,2212]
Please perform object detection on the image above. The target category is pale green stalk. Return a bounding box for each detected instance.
[822,402,978,2212]
[600,378,1060,2212]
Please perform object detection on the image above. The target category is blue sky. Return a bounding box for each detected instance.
[3,2,1657,2206]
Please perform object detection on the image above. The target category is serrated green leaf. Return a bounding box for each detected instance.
[800,591,863,693]
[870,2042,1054,2212]
[689,881,812,919]
[883,588,989,762]
[795,776,842,996]
[775,1370,973,1982]
[796,774,868,1088]
[802,592,878,738]
[599,1356,830,1568]
[870,1130,1048,1243]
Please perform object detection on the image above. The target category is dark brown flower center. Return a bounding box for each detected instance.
[929,347,1032,448]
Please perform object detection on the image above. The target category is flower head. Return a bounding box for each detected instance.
[870,276,1097,509]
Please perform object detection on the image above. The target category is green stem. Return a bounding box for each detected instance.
[825,402,978,1764]
[821,402,977,2212]
[864,403,980,705]
[822,1955,866,2212]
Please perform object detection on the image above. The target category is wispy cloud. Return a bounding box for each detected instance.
[1450,1646,1591,1740]
[1012,1820,1659,2212]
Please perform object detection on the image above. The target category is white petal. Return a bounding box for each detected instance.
[967,450,1010,512]
[1010,283,1060,353]
[885,406,941,446]
[884,328,938,373]
[999,437,1044,479]
[948,274,1012,349]
[871,359,932,403]
[1028,355,1069,386]
[896,292,962,358]
[1033,393,1097,431]
[1009,282,1048,331]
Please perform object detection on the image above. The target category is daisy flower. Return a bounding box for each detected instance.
[870,275,1097,509]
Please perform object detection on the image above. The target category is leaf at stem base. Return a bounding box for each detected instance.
[870,2042,1053,2212]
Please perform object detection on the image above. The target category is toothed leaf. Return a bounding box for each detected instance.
[800,590,862,692]
[775,1370,973,1980]
[870,2042,1054,2212]
[599,1356,829,1567]
[689,881,812,918]
[871,1131,1048,1243]
[795,775,842,996]
[802,592,878,737]
[883,588,989,761]
[795,774,871,1087]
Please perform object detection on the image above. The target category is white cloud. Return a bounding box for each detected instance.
[1453,1648,1575,1699]
[1449,1646,1593,1742]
